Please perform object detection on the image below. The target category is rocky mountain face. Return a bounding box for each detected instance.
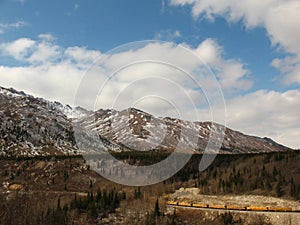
[84,107,290,154]
[0,86,291,156]
[0,87,78,156]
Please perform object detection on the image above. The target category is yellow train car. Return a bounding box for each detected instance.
[209,205,226,210]
[246,206,268,211]
[178,202,192,207]
[166,201,178,206]
[268,207,292,212]
[227,205,247,211]
[192,203,209,208]
[162,194,170,200]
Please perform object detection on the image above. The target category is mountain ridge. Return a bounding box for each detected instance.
[0,86,292,156]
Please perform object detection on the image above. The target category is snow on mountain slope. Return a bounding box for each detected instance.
[87,108,290,154]
[0,86,292,156]
[0,86,78,156]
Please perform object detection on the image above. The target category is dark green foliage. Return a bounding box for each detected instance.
[154,198,160,217]
[276,180,284,197]
[112,150,170,166]
[134,187,142,199]
[161,151,300,199]
[167,210,181,225]
[221,212,233,225]
[122,191,126,200]
[290,177,299,199]
[0,154,82,161]
[69,189,121,219]
[57,196,62,211]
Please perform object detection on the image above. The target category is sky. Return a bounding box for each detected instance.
[0,0,299,148]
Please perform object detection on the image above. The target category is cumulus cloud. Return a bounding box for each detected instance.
[272,55,300,85]
[28,42,61,64]
[169,0,300,85]
[0,36,101,104]
[0,37,236,121]
[65,46,102,67]
[1,37,62,64]
[165,87,300,148]
[194,39,252,91]
[167,0,300,148]
[225,89,300,149]
[0,35,299,148]
[169,0,278,27]
[1,38,35,60]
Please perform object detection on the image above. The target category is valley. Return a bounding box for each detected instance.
[1,86,299,224]
[1,151,300,224]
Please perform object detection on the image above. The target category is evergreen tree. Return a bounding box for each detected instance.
[276,180,284,197]
[154,198,160,217]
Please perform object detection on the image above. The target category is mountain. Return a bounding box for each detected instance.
[0,86,78,156]
[80,107,290,154]
[0,86,292,156]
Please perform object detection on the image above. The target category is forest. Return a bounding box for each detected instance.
[0,150,300,224]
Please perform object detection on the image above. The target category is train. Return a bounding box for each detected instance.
[166,201,295,212]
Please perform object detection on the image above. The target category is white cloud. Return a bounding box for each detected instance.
[169,0,279,27]
[0,21,26,29]
[185,88,300,148]
[1,36,61,64]
[154,29,182,41]
[272,55,300,85]
[0,37,249,106]
[225,89,300,149]
[0,62,84,105]
[65,46,102,67]
[0,35,299,148]
[0,37,236,120]
[0,36,101,104]
[264,1,300,54]
[0,21,27,34]
[167,0,300,147]
[169,0,300,85]
[28,42,61,64]
[194,39,252,91]
[1,38,35,60]
[38,33,56,41]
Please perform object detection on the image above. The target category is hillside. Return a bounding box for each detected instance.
[0,86,292,156]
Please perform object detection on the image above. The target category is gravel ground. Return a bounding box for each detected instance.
[170,188,300,210]
[168,188,300,225]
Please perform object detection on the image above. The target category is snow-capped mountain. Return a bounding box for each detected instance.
[0,87,77,156]
[0,86,291,156]
[81,107,290,154]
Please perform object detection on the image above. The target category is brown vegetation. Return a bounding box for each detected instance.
[0,151,299,224]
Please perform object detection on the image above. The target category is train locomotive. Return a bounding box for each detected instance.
[166,201,294,212]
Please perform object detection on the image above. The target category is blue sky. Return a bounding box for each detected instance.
[0,0,293,91]
[0,0,300,148]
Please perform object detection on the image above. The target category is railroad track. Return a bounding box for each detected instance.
[166,201,300,213]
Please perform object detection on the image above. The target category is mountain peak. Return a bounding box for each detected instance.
[0,86,292,156]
